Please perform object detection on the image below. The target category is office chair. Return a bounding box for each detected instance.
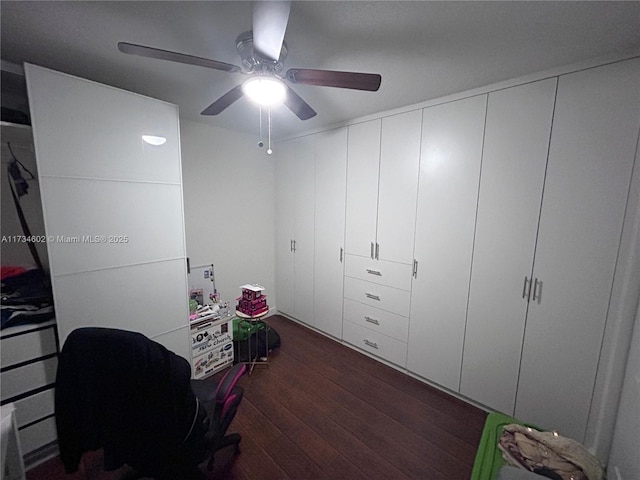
[55,327,246,479]
[191,362,246,470]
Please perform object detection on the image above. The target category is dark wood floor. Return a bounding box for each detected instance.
[27,315,487,480]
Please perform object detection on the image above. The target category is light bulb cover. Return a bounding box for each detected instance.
[142,135,167,146]
[242,76,286,106]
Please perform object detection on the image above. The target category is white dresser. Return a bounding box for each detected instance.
[342,255,412,367]
[0,320,58,465]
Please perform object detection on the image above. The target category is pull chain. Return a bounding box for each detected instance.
[267,107,273,155]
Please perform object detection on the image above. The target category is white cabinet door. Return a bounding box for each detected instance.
[515,59,640,441]
[376,110,422,265]
[292,136,316,326]
[345,120,380,259]
[314,127,348,338]
[275,140,296,316]
[460,78,557,414]
[407,96,486,392]
[25,64,189,352]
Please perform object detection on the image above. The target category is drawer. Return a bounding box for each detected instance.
[1,357,58,402]
[20,416,57,454]
[14,388,55,428]
[344,276,411,317]
[1,326,58,367]
[343,298,409,342]
[342,319,407,367]
[345,255,413,290]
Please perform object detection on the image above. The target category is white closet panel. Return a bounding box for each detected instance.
[292,135,316,326]
[151,326,191,362]
[376,110,422,265]
[275,139,295,315]
[344,120,381,258]
[26,63,189,355]
[25,65,181,184]
[52,258,189,342]
[460,78,557,414]
[515,59,640,440]
[314,127,347,338]
[407,95,486,392]
[40,178,184,275]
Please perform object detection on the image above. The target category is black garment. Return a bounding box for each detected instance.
[55,327,205,479]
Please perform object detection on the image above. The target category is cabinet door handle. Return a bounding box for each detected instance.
[340,247,344,263]
[413,260,418,279]
[290,239,293,252]
[375,243,380,260]
[363,339,379,349]
[532,278,542,303]
[370,242,375,259]
[522,276,529,299]
[292,239,297,252]
[364,316,379,325]
[365,293,380,301]
[366,269,382,276]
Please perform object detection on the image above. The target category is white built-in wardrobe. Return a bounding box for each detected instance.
[24,64,191,358]
[275,56,640,447]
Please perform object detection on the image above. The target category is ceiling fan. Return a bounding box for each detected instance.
[118,1,382,121]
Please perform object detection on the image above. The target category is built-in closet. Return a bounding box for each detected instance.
[342,111,421,366]
[24,64,191,356]
[275,127,348,338]
[274,55,640,449]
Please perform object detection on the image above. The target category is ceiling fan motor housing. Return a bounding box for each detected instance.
[236,31,287,74]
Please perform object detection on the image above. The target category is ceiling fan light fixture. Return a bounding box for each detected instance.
[242,76,286,106]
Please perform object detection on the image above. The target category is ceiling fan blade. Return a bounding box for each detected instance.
[252,1,291,61]
[118,42,241,73]
[201,85,245,115]
[284,85,317,120]
[286,68,382,91]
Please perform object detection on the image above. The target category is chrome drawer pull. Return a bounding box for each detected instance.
[365,293,380,301]
[364,316,379,325]
[363,339,378,349]
[366,269,382,276]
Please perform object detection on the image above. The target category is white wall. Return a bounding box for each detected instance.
[180,119,277,311]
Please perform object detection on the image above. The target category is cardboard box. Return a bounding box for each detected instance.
[190,316,234,378]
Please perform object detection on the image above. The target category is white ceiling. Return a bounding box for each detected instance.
[2,1,639,140]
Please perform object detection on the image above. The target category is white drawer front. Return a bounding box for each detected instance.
[14,389,55,428]
[343,298,409,342]
[0,357,58,402]
[344,254,413,290]
[20,416,57,454]
[343,320,407,367]
[1,327,58,367]
[344,276,411,317]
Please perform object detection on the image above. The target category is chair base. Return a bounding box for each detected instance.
[207,433,242,470]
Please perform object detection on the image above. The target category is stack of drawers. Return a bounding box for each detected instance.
[342,255,412,367]
[0,320,59,464]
